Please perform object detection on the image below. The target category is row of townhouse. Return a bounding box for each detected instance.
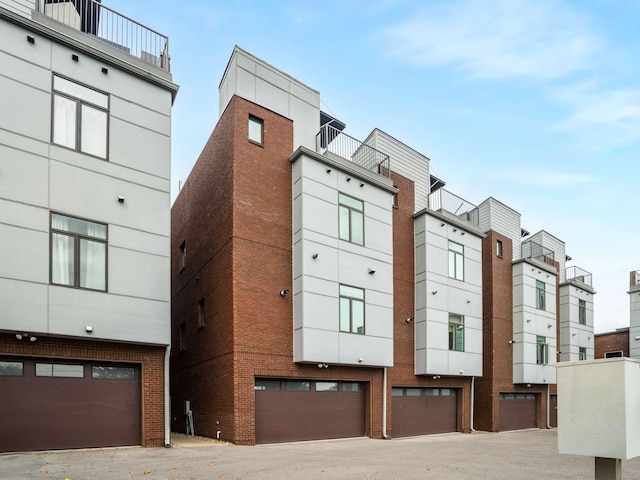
[169,47,597,445]
[0,0,177,452]
[0,0,598,451]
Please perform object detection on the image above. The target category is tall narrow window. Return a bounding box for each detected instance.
[536,335,548,365]
[578,299,586,325]
[496,239,503,258]
[197,298,205,328]
[339,285,365,334]
[448,241,464,280]
[536,280,546,310]
[579,347,587,361]
[50,213,107,291]
[248,115,263,144]
[338,193,364,245]
[52,75,108,159]
[448,314,464,351]
[179,241,186,270]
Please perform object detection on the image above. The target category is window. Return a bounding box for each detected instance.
[406,388,422,396]
[285,381,310,391]
[339,285,365,334]
[50,213,107,291]
[52,74,108,159]
[578,299,586,325]
[448,241,464,280]
[448,314,464,351]
[92,366,135,380]
[0,361,23,376]
[342,383,363,392]
[197,298,205,328]
[579,347,587,361]
[391,387,404,397]
[248,115,263,144]
[179,322,186,351]
[179,240,186,270]
[36,363,84,378]
[338,193,364,245]
[536,336,548,365]
[536,280,546,310]
[254,379,281,391]
[605,350,623,358]
[316,382,338,392]
[496,239,503,257]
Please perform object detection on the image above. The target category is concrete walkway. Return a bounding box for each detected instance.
[2,429,640,480]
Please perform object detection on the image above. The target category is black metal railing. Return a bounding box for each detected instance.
[521,240,555,265]
[428,188,479,225]
[566,266,593,287]
[38,0,170,71]
[316,124,390,178]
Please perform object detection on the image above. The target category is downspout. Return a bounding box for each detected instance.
[546,384,551,429]
[382,367,389,439]
[164,345,171,447]
[470,376,475,432]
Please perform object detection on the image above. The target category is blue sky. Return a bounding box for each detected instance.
[109,0,640,333]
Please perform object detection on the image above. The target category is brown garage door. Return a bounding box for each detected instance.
[0,358,141,452]
[254,379,365,444]
[392,387,458,437]
[499,392,537,431]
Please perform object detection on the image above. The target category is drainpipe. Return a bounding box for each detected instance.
[546,384,551,429]
[382,367,389,439]
[164,345,171,447]
[470,376,475,432]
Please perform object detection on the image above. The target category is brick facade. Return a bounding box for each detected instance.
[0,333,166,446]
[594,329,629,358]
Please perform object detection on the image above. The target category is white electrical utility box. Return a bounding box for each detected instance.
[557,357,640,460]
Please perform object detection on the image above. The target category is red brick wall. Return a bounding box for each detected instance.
[595,330,629,358]
[0,333,165,446]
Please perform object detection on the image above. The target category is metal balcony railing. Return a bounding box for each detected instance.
[428,188,479,225]
[316,124,390,178]
[566,266,593,287]
[37,0,170,72]
[521,240,555,266]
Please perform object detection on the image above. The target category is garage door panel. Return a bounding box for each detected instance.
[499,393,537,431]
[0,358,141,452]
[392,388,458,437]
[255,380,365,444]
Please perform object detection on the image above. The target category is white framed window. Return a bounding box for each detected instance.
[536,335,548,365]
[579,347,587,361]
[536,280,546,310]
[605,350,623,358]
[338,193,364,245]
[339,284,365,334]
[496,239,503,257]
[448,241,464,280]
[448,313,464,351]
[52,74,108,159]
[578,299,586,325]
[248,114,263,144]
[50,212,107,291]
[197,298,205,328]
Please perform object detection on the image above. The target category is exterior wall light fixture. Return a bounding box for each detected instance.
[279,289,289,297]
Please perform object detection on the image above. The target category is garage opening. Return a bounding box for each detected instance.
[391,387,458,437]
[0,358,141,453]
[499,392,537,431]
[254,378,365,444]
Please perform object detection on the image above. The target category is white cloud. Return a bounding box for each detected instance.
[550,82,640,146]
[380,0,603,80]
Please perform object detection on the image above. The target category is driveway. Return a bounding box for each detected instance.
[2,429,639,480]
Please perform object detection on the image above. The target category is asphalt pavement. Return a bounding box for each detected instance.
[2,429,640,480]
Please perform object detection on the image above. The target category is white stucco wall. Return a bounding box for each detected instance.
[414,211,483,377]
[292,151,395,367]
[0,15,172,345]
[512,260,557,383]
[558,283,594,362]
